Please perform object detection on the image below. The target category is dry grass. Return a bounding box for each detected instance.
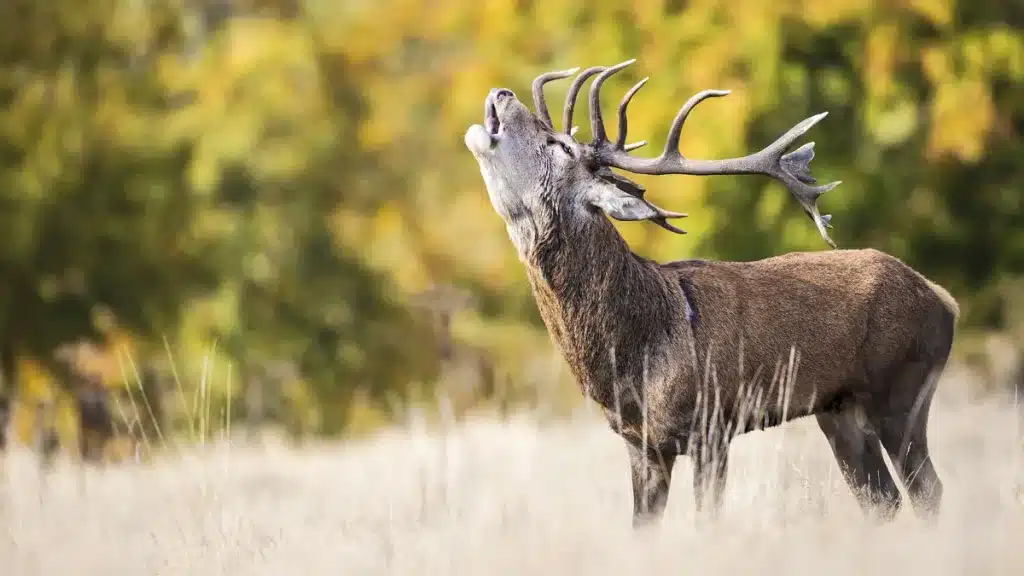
[1,368,1023,575]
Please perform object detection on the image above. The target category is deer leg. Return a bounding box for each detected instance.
[877,422,941,521]
[816,407,902,520]
[692,440,729,521]
[869,362,944,521]
[627,442,676,527]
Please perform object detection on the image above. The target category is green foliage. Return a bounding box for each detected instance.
[0,0,440,436]
[0,0,219,367]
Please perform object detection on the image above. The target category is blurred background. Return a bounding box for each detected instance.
[0,0,1020,464]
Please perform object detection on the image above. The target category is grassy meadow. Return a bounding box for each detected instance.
[1,366,1022,576]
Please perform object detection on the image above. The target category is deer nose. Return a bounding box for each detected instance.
[489,88,516,102]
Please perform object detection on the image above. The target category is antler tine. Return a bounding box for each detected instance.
[589,59,635,144]
[615,77,649,150]
[592,86,842,247]
[563,66,605,136]
[663,89,731,158]
[532,67,581,129]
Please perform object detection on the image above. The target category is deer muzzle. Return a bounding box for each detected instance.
[465,88,516,156]
[485,88,515,135]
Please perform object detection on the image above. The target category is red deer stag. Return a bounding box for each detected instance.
[464,60,959,525]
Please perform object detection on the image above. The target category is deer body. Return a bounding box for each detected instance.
[530,240,955,440]
[465,61,957,524]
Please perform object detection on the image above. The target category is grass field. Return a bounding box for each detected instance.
[1,368,1022,575]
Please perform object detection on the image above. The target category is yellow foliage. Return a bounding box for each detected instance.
[908,0,955,29]
[865,23,900,99]
[799,0,873,28]
[928,78,994,163]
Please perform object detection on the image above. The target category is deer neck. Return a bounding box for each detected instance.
[520,216,681,401]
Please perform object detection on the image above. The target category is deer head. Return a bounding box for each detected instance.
[464,60,841,257]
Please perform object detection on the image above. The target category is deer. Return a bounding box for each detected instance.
[463,60,959,526]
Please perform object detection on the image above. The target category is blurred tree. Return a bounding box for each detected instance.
[0,0,223,408]
[177,14,441,434]
[0,0,441,440]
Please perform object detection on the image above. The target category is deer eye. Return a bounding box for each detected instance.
[547,137,574,158]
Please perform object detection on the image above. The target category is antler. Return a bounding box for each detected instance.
[531,67,580,129]
[562,66,605,137]
[560,64,648,150]
[579,59,842,248]
[528,63,680,234]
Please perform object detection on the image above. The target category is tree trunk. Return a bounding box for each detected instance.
[1,342,15,396]
[0,342,17,452]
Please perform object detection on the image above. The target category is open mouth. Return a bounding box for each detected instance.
[485,96,500,136]
[465,90,510,155]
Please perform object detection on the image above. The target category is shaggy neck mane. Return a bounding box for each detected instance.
[520,212,684,403]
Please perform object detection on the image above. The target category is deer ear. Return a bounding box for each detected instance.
[595,166,646,198]
[587,184,659,220]
[586,182,689,234]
